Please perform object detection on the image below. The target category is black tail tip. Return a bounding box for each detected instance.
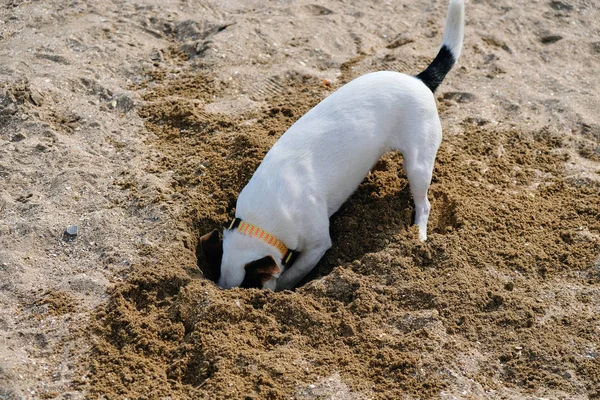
[416,45,456,92]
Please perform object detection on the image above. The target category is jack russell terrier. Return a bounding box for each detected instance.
[200,0,465,291]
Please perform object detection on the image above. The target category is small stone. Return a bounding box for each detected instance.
[549,1,573,11]
[65,225,78,237]
[150,50,163,61]
[108,94,135,113]
[540,34,563,44]
[29,89,44,106]
[9,132,26,142]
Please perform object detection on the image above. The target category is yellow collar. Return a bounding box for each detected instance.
[228,218,298,266]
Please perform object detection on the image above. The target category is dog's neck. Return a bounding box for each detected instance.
[219,229,285,288]
[234,207,301,250]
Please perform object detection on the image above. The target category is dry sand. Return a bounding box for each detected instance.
[1,0,599,398]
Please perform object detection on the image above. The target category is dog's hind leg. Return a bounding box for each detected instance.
[397,125,442,241]
[404,153,435,241]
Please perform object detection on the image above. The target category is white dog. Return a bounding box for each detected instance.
[201,0,465,291]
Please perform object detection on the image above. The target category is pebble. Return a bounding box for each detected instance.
[108,94,135,113]
[540,34,563,44]
[64,225,78,237]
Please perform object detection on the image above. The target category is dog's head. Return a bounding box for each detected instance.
[199,229,281,289]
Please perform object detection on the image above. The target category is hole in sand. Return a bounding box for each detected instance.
[195,219,225,283]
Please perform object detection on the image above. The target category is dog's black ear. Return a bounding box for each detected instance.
[241,256,280,288]
[199,230,223,280]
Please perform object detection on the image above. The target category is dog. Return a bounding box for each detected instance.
[200,0,464,291]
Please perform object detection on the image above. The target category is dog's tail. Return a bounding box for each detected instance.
[416,0,465,92]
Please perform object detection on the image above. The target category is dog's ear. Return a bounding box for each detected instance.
[199,230,223,280]
[241,256,280,288]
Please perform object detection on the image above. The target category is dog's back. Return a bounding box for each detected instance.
[239,72,436,220]
[239,0,465,226]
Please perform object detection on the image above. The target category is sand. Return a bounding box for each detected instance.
[0,0,599,398]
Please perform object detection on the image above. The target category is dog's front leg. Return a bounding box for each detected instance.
[275,242,331,291]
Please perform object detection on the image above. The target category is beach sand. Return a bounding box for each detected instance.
[1,0,599,398]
